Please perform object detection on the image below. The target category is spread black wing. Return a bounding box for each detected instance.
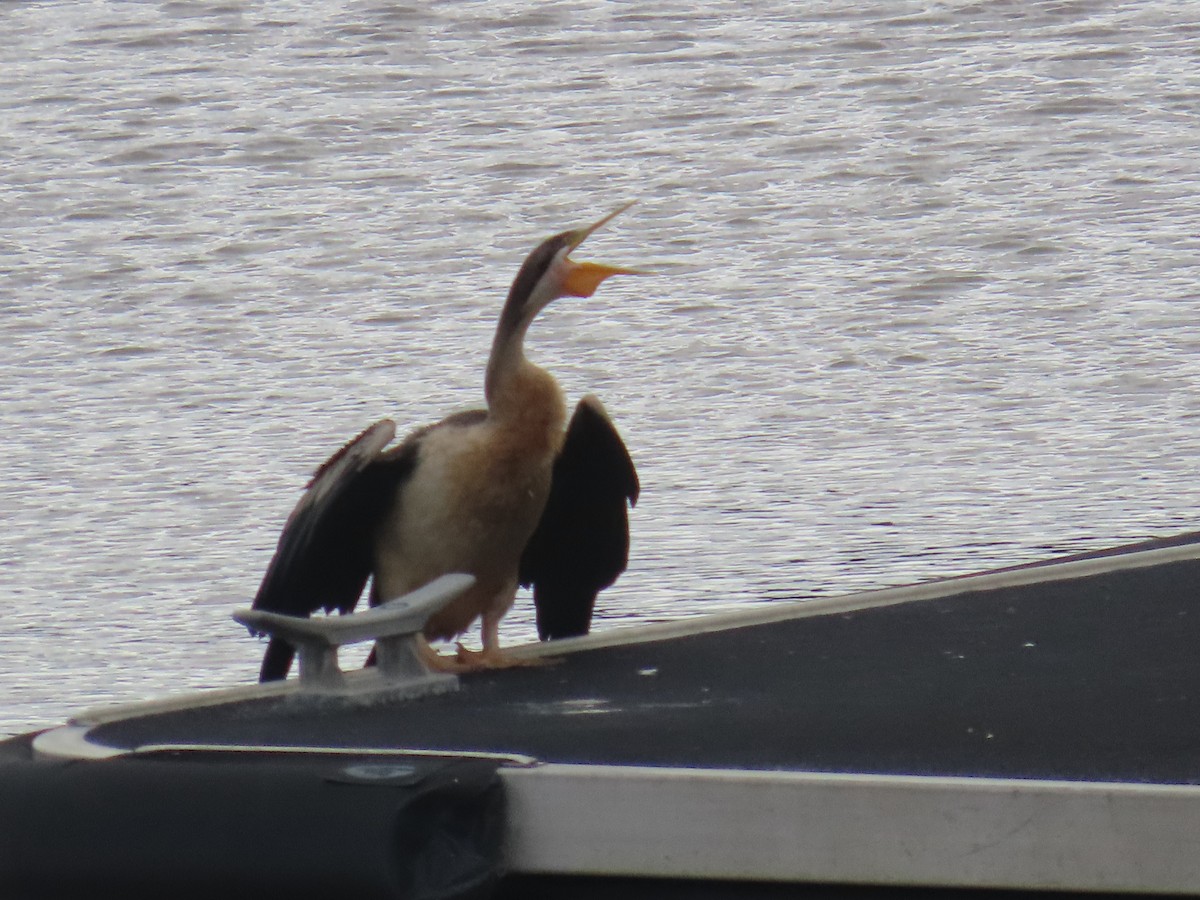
[519,396,639,640]
[251,419,417,681]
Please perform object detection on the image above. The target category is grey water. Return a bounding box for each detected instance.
[3,0,1200,737]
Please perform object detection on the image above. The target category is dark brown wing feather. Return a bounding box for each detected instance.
[251,419,416,680]
[519,396,639,640]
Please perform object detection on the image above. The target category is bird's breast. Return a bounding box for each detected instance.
[373,416,561,600]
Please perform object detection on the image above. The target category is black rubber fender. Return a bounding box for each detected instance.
[0,734,504,900]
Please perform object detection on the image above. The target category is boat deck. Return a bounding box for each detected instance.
[74,538,1200,784]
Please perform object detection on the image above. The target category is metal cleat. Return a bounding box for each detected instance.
[232,573,474,696]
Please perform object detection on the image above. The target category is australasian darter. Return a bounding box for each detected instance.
[250,205,641,681]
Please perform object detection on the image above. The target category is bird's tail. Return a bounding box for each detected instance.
[535,583,597,641]
[259,637,295,682]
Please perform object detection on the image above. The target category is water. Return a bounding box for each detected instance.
[3,0,1200,736]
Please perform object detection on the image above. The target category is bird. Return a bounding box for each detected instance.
[250,204,641,681]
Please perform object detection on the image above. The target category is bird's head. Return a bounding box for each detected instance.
[502,202,642,329]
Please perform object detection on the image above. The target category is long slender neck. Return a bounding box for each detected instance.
[483,307,566,439]
[484,303,532,408]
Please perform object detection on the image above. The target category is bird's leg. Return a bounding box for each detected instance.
[454,609,553,670]
[481,609,504,655]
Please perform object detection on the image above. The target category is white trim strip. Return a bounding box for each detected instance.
[501,764,1200,893]
[33,724,127,760]
[30,725,536,766]
[129,743,537,766]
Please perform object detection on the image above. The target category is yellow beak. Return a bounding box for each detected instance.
[562,201,646,298]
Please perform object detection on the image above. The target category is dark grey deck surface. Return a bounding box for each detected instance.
[87,537,1200,785]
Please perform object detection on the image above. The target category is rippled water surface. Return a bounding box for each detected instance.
[4,0,1200,735]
